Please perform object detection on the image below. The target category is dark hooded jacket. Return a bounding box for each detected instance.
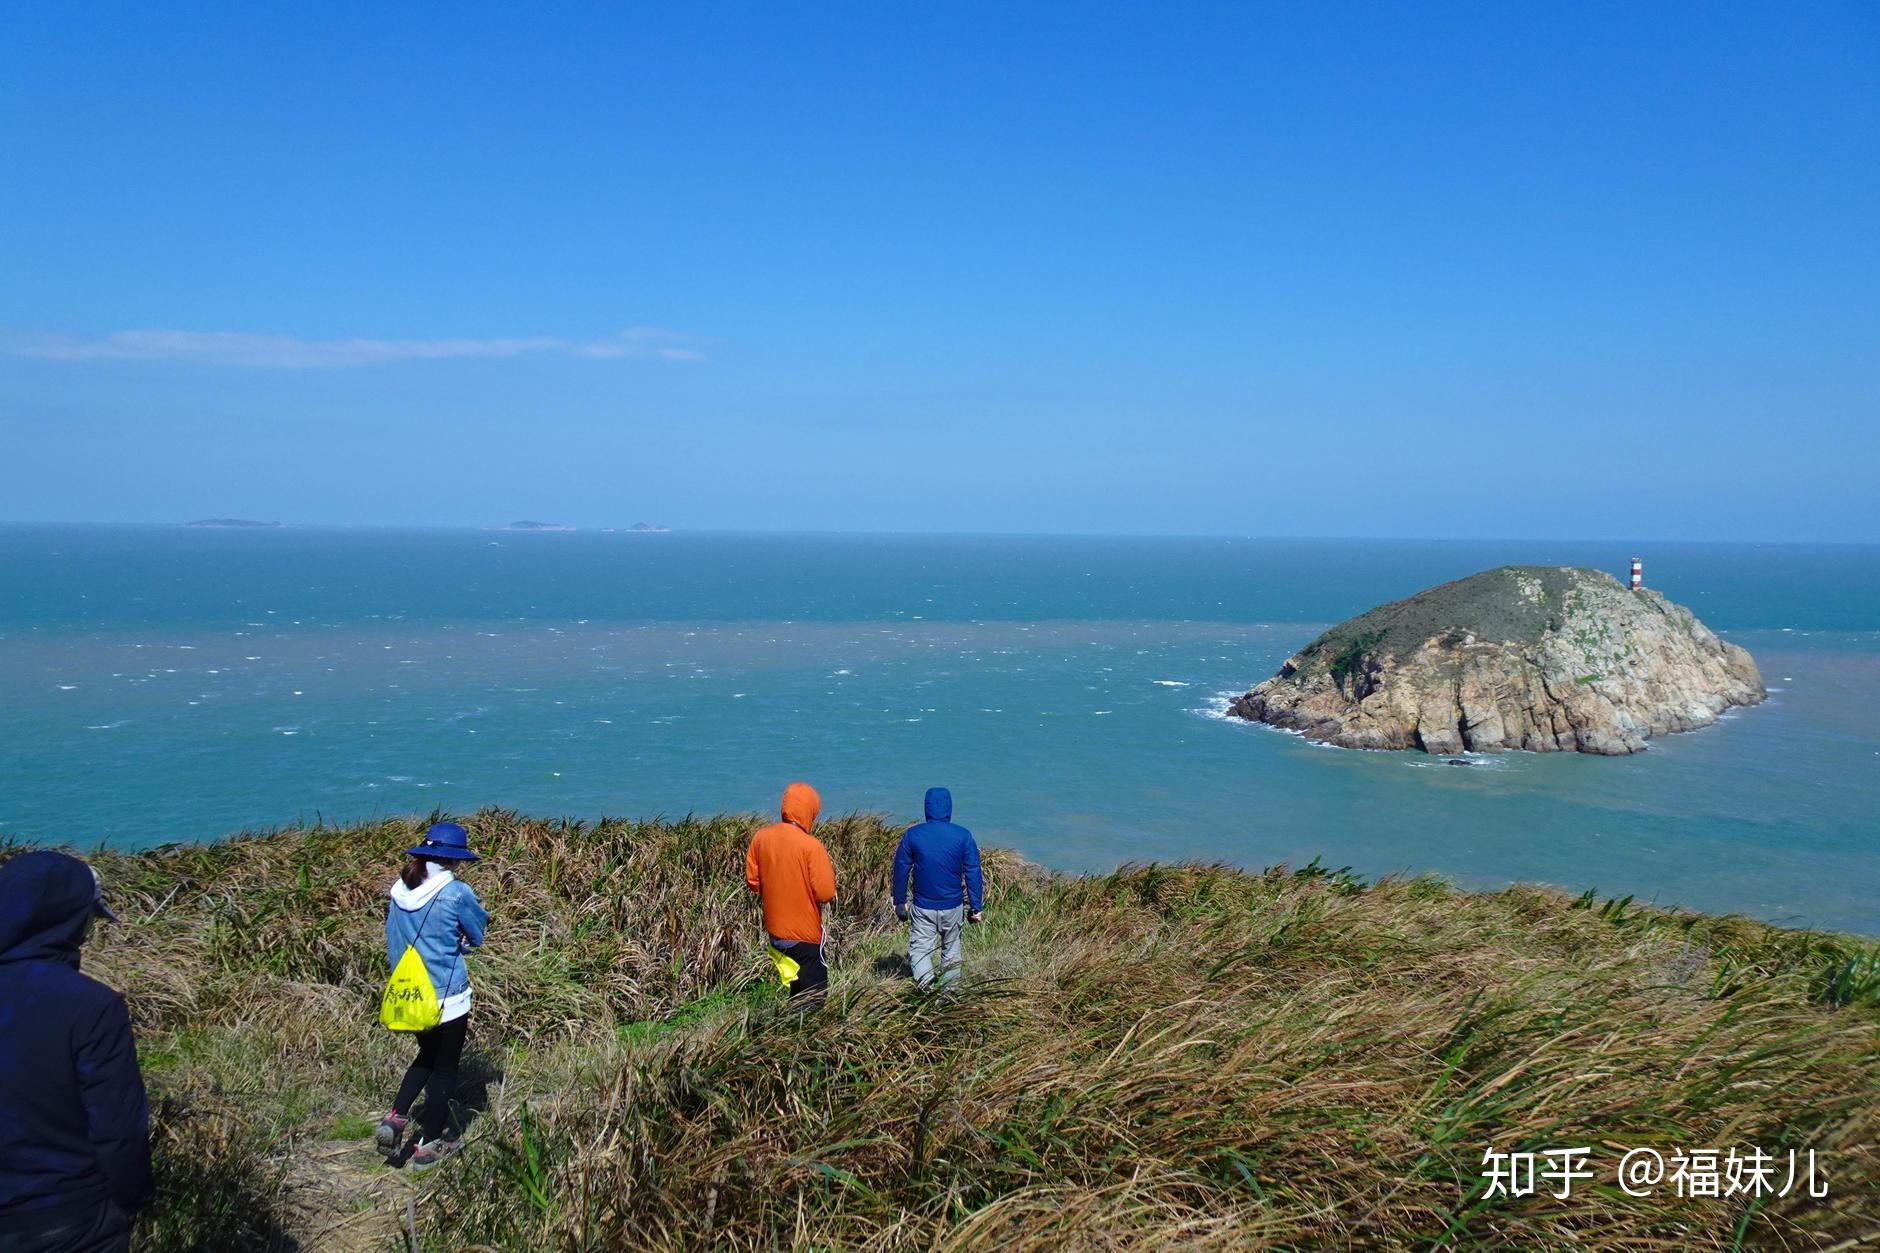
[0,851,152,1230]
[892,788,984,913]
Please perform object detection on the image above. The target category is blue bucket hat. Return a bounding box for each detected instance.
[405,821,479,862]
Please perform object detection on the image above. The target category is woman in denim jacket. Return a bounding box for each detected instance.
[375,822,488,1170]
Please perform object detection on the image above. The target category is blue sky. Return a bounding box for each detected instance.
[2,3,1876,538]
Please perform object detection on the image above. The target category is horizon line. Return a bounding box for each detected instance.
[1,520,1876,547]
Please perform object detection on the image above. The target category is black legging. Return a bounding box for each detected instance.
[392,1014,469,1142]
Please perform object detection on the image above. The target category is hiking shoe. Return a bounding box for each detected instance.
[374,1112,410,1154]
[408,1136,463,1171]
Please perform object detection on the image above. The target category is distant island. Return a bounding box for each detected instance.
[1230,565,1765,754]
[184,518,280,528]
[490,521,671,532]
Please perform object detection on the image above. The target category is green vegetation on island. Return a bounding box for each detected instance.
[8,812,1877,1250]
[1302,566,1599,661]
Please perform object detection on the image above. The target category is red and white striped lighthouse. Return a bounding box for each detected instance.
[1629,557,1643,590]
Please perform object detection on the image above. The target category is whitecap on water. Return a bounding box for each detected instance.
[1152,680,1190,688]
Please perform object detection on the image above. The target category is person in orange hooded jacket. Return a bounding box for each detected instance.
[744,782,837,998]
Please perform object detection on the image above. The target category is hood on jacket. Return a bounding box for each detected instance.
[781,782,821,832]
[0,850,98,967]
[389,863,456,911]
[924,787,953,822]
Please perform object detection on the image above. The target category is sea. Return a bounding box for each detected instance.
[2,527,1875,936]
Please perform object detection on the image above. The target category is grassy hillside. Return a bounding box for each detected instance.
[7,812,1877,1250]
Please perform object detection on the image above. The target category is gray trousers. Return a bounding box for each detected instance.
[908,904,965,989]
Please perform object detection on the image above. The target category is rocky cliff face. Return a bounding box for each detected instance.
[1229,566,1765,755]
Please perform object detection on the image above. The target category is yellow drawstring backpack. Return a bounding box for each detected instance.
[768,945,800,990]
[380,893,444,1032]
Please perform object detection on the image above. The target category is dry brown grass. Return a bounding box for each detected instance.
[8,812,1875,1250]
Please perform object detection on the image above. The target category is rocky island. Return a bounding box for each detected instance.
[1230,565,1765,754]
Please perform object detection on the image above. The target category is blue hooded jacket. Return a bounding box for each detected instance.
[0,852,152,1230]
[892,788,984,913]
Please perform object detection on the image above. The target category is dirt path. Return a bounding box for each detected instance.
[276,1139,413,1252]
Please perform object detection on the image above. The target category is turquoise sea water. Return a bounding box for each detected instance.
[2,527,1876,935]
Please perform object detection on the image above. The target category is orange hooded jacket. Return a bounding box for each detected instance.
[744,782,837,944]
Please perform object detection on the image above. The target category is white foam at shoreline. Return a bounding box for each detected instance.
[1192,690,1246,723]
[1408,753,1511,771]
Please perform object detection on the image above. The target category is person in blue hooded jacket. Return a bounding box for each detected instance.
[376,822,488,1171]
[891,788,984,990]
[0,851,152,1253]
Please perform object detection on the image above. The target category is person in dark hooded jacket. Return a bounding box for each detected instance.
[891,788,984,990]
[0,851,151,1253]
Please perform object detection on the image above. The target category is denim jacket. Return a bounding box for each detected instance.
[384,866,488,1022]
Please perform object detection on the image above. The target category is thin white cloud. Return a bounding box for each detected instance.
[0,327,704,368]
